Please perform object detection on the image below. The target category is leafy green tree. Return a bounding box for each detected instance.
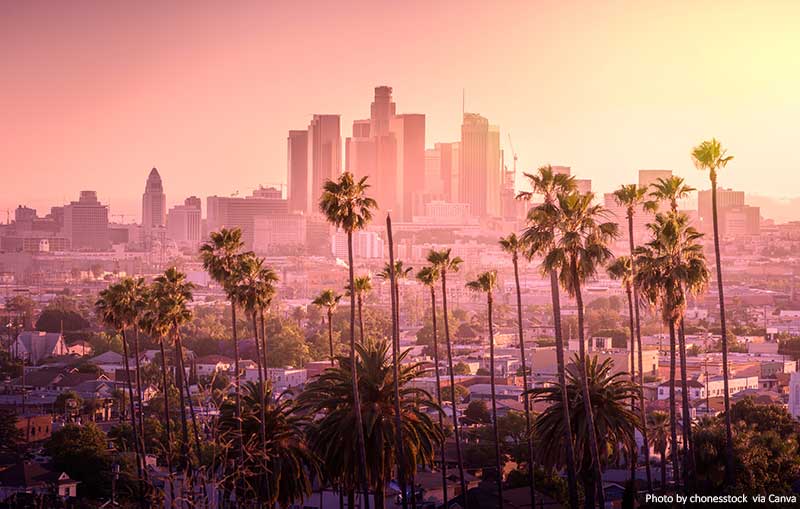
[46,423,112,499]
[464,400,491,424]
[5,295,35,329]
[0,410,21,454]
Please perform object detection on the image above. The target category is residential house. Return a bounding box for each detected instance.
[0,462,78,501]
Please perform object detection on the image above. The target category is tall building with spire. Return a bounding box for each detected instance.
[141,167,166,230]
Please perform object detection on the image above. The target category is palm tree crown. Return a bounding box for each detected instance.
[319,172,378,233]
[649,176,695,213]
[691,138,733,182]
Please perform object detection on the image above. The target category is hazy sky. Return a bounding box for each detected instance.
[2,0,799,221]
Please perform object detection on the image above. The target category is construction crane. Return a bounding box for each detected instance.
[507,133,518,176]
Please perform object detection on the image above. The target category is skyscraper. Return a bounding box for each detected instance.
[390,113,425,220]
[207,188,289,250]
[459,113,502,218]
[638,169,673,189]
[307,115,341,214]
[141,167,166,230]
[287,130,309,213]
[63,191,109,251]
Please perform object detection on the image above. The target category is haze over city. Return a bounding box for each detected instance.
[3,3,800,509]
[3,0,800,220]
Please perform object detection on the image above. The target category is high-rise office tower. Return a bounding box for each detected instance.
[63,191,110,251]
[167,196,202,247]
[345,119,376,182]
[390,113,425,220]
[207,188,289,250]
[287,130,309,213]
[370,85,396,137]
[459,113,502,218]
[142,167,166,230]
[638,169,673,189]
[307,115,341,214]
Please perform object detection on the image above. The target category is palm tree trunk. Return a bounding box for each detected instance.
[120,328,146,507]
[571,264,604,509]
[173,331,195,503]
[251,312,270,505]
[157,337,174,506]
[347,232,372,509]
[667,320,680,489]
[660,447,667,490]
[549,270,579,509]
[358,295,366,345]
[677,319,695,490]
[627,211,652,491]
[132,327,148,476]
[386,215,409,509]
[512,255,536,507]
[261,308,269,376]
[487,292,504,508]
[710,175,735,485]
[328,309,335,366]
[441,270,468,508]
[230,301,245,499]
[429,286,448,504]
[624,285,637,486]
[178,345,208,505]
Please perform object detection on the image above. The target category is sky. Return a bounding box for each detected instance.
[2,0,800,221]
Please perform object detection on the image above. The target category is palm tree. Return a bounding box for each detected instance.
[217,382,320,506]
[312,289,343,366]
[532,191,618,508]
[498,233,536,505]
[649,176,695,214]
[606,256,644,484]
[138,286,177,503]
[415,265,448,502]
[635,212,709,489]
[691,138,736,485]
[299,340,442,509]
[319,171,378,508]
[530,355,639,509]
[230,254,277,503]
[426,248,468,506]
[96,279,148,505]
[612,184,656,490]
[518,165,580,509]
[200,227,248,482]
[151,267,197,497]
[647,411,670,490]
[466,271,504,507]
[345,275,373,344]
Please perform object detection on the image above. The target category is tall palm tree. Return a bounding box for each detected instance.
[345,275,373,344]
[646,411,670,490]
[635,212,709,489]
[415,265,448,502]
[498,233,536,505]
[518,165,580,509]
[647,177,697,487]
[320,171,378,508]
[217,382,320,506]
[529,356,639,509]
[231,253,277,503]
[612,184,656,490]
[379,214,412,509]
[691,138,736,485]
[138,286,176,503]
[532,191,618,508]
[466,271,504,507]
[96,279,148,505]
[200,227,248,483]
[312,289,343,366]
[299,340,442,509]
[151,267,197,496]
[426,248,468,506]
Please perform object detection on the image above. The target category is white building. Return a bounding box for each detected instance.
[14,332,67,364]
[657,375,759,401]
[789,372,800,420]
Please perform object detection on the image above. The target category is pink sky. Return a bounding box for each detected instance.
[2,0,800,220]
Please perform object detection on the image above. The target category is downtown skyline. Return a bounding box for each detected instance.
[3,0,800,220]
